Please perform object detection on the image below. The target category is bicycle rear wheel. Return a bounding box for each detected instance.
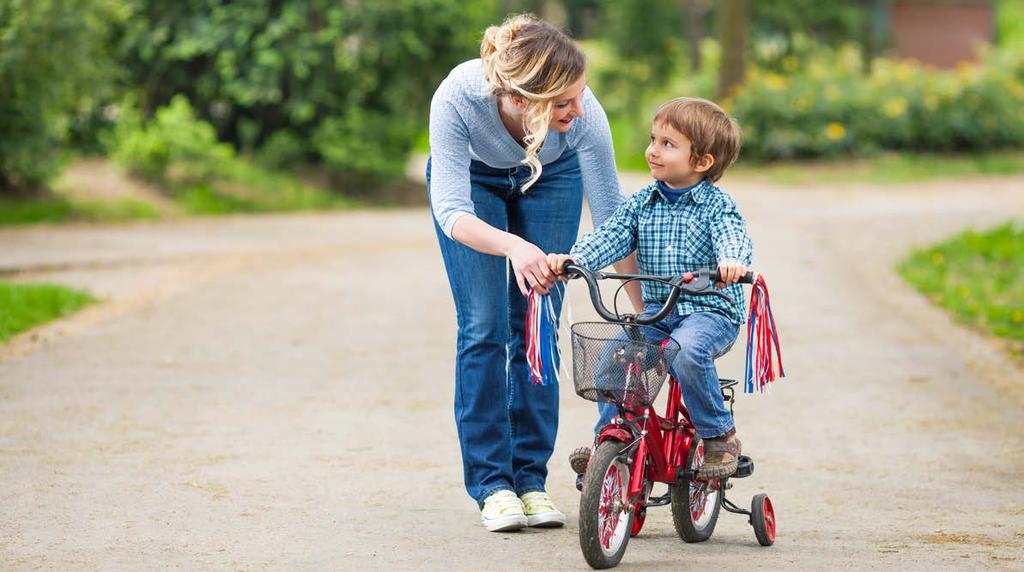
[579,440,634,569]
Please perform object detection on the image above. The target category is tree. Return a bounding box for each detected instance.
[0,0,123,194]
[717,0,750,99]
[117,0,497,184]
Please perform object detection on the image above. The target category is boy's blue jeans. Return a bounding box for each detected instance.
[428,151,583,506]
[596,308,739,439]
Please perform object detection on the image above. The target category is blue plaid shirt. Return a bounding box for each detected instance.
[570,179,753,325]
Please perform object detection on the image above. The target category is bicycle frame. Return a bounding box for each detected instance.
[596,373,700,501]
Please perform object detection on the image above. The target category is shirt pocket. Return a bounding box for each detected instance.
[682,215,714,263]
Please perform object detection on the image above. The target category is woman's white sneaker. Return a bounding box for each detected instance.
[520,491,566,528]
[480,490,528,532]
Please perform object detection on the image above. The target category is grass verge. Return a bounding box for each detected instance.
[0,196,161,226]
[0,283,97,342]
[898,221,1024,357]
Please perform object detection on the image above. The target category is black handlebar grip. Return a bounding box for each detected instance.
[711,269,756,284]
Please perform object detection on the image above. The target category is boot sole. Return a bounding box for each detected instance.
[698,460,739,479]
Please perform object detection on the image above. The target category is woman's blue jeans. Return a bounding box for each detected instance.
[428,151,583,506]
[595,308,739,439]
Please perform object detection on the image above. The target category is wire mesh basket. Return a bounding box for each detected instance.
[570,322,681,406]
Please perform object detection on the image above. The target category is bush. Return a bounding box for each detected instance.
[728,47,1024,160]
[117,0,497,184]
[108,95,235,183]
[587,40,1024,164]
[0,0,123,194]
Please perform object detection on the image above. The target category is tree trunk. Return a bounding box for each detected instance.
[716,0,750,99]
[540,0,567,29]
[683,0,708,72]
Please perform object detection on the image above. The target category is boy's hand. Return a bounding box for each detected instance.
[547,253,576,281]
[716,261,748,288]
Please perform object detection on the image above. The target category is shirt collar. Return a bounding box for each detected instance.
[649,178,711,205]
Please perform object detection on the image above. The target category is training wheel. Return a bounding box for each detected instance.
[750,494,776,546]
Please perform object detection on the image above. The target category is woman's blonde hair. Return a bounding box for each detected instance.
[480,14,585,190]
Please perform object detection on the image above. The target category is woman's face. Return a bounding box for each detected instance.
[547,75,587,133]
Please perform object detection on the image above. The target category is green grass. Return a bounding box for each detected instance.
[730,151,1024,186]
[0,282,97,342]
[0,196,160,226]
[898,221,1024,354]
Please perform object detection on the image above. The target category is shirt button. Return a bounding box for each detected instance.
[665,245,673,252]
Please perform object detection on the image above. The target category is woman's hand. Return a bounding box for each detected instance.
[508,239,556,296]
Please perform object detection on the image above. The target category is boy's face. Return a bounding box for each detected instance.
[645,121,709,188]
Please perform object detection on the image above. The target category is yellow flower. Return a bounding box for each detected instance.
[1012,311,1024,323]
[931,252,945,265]
[764,73,787,90]
[824,122,846,141]
[884,97,908,118]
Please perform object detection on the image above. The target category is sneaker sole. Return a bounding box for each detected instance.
[483,514,528,532]
[526,511,566,528]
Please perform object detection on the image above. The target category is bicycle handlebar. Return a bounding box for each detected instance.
[563,262,755,325]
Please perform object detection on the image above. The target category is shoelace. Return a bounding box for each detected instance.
[521,492,556,512]
[486,491,523,515]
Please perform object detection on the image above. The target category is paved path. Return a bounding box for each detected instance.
[1,173,1023,570]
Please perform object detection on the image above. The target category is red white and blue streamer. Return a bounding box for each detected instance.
[744,274,785,393]
[525,283,564,386]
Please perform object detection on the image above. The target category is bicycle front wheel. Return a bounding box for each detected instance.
[579,440,635,569]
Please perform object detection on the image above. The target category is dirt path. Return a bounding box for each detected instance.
[1,174,1022,570]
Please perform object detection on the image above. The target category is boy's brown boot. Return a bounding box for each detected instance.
[697,428,742,479]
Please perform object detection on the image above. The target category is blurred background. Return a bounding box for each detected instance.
[1,0,1022,350]
[1,0,1023,213]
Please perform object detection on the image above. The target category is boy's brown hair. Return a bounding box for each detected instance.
[652,97,741,182]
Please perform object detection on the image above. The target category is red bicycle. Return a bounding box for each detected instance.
[564,263,776,569]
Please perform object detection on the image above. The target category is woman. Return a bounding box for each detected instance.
[428,14,640,532]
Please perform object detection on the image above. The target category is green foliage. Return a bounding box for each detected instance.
[118,0,497,182]
[0,282,97,342]
[109,95,235,182]
[108,95,235,182]
[898,221,1024,352]
[0,194,160,226]
[0,0,124,193]
[105,96,353,215]
[998,0,1024,48]
[589,37,1024,165]
[731,47,1024,160]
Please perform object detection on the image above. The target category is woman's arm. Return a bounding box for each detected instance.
[450,216,556,296]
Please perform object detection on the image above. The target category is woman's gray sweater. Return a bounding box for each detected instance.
[428,59,625,238]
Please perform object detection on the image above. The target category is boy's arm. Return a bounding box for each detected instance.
[569,194,641,272]
[709,194,753,269]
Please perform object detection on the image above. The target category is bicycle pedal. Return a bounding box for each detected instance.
[733,455,754,478]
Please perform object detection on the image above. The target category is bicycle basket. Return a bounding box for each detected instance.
[570,322,681,406]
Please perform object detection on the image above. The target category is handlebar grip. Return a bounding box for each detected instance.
[711,269,755,284]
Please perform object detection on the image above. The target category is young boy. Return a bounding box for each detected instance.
[548,97,752,478]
